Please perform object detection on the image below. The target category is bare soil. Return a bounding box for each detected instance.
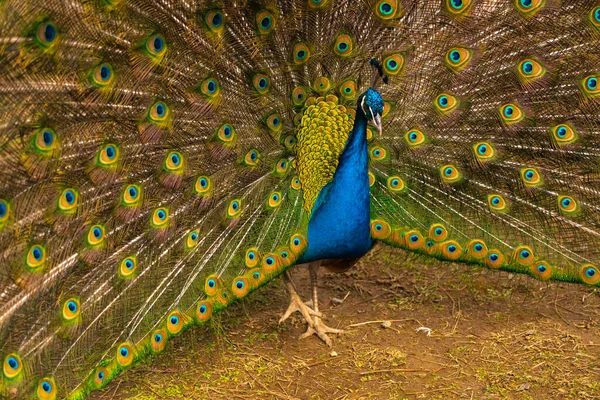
[91,246,600,400]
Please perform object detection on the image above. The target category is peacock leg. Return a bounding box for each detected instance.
[279,269,321,328]
[299,261,344,347]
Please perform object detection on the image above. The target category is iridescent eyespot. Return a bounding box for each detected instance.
[146,33,166,58]
[266,113,282,132]
[551,124,577,145]
[122,184,142,206]
[26,244,46,270]
[445,47,472,71]
[291,176,302,190]
[87,224,105,247]
[227,199,242,217]
[485,249,505,269]
[435,93,458,113]
[368,171,376,187]
[262,253,281,273]
[386,176,406,193]
[205,275,220,296]
[199,77,220,99]
[513,245,534,266]
[97,143,119,167]
[581,264,600,285]
[216,123,236,143]
[243,149,261,166]
[116,343,134,366]
[518,59,545,80]
[194,175,212,196]
[268,191,282,208]
[404,230,424,250]
[488,194,508,212]
[245,247,261,268]
[290,233,307,254]
[167,311,184,335]
[256,10,275,34]
[282,135,297,152]
[500,103,524,124]
[515,0,545,16]
[473,142,496,162]
[334,34,354,57]
[58,188,79,213]
[119,256,137,278]
[308,0,329,8]
[196,301,213,322]
[93,367,109,388]
[205,9,225,33]
[148,101,169,123]
[252,74,270,95]
[292,42,310,64]
[531,261,552,280]
[440,164,461,183]
[151,329,167,353]
[3,353,22,379]
[405,129,426,147]
[582,75,599,96]
[313,76,331,95]
[164,151,184,172]
[232,276,250,297]
[90,63,114,86]
[151,207,169,228]
[590,6,600,28]
[36,21,58,48]
[274,159,289,176]
[383,54,404,76]
[521,167,542,186]
[339,80,357,100]
[370,219,391,239]
[37,377,57,399]
[445,0,473,15]
[557,195,579,214]
[429,224,448,242]
[62,297,81,321]
[34,128,57,153]
[370,146,387,161]
[441,240,462,260]
[291,87,308,107]
[468,240,488,259]
[0,199,9,225]
[375,0,401,19]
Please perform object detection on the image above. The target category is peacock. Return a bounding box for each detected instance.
[1,0,600,398]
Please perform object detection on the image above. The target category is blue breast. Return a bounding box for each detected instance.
[299,115,373,263]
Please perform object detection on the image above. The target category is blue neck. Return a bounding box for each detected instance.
[300,111,373,263]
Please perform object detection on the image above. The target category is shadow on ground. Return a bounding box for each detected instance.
[91,246,600,399]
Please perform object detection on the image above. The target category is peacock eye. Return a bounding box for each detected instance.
[256,10,275,34]
[36,21,58,47]
[146,34,167,58]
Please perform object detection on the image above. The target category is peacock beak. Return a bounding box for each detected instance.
[373,113,382,136]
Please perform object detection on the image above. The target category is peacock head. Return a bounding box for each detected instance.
[358,88,384,135]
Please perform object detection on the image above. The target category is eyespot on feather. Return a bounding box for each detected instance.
[35,21,59,48]
[404,230,424,250]
[445,0,474,15]
[150,329,167,353]
[582,75,600,97]
[227,199,242,218]
[435,93,458,114]
[122,184,142,206]
[499,103,524,124]
[517,59,546,80]
[252,74,270,95]
[488,194,508,212]
[245,247,261,268]
[467,240,488,259]
[551,124,577,145]
[204,275,221,296]
[87,225,105,247]
[485,250,505,269]
[386,176,406,193]
[164,151,184,173]
[445,47,473,71]
[90,62,114,87]
[232,276,250,298]
[262,253,282,274]
[62,297,81,322]
[368,171,375,187]
[405,129,426,147]
[146,33,167,58]
[243,149,261,166]
[441,240,462,260]
[333,34,354,56]
[151,207,169,228]
[374,0,402,19]
[186,229,200,250]
[26,244,47,270]
[292,42,310,64]
[291,86,308,107]
[520,167,542,187]
[166,311,184,335]
[196,300,213,322]
[204,9,225,33]
[290,233,308,254]
[440,164,462,183]
[514,0,546,16]
[97,144,119,167]
[3,353,22,379]
[116,343,134,367]
[429,224,448,242]
[148,101,169,123]
[513,245,534,266]
[383,54,404,76]
[473,142,496,162]
[119,256,137,279]
[37,377,57,400]
[58,188,79,214]
[256,10,276,34]
[581,264,600,285]
[531,261,552,280]
[199,76,220,99]
[370,220,391,240]
[34,128,58,153]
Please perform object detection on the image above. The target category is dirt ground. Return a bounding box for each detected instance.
[91,246,600,400]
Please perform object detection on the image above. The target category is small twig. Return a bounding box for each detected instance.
[360,368,428,376]
[347,319,409,328]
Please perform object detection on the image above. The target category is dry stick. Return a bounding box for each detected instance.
[306,356,341,368]
[347,318,412,328]
[360,368,429,376]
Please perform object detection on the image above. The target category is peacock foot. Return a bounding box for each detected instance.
[299,315,344,347]
[278,288,322,325]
